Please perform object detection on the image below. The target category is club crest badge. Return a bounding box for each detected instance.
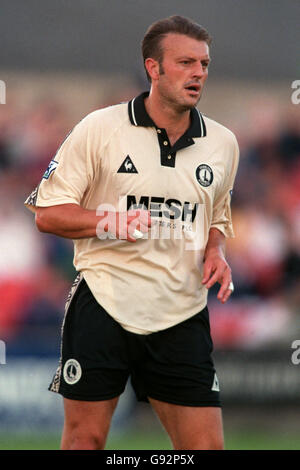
[63,359,82,385]
[196,164,214,187]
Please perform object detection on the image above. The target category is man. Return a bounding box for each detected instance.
[25,15,239,450]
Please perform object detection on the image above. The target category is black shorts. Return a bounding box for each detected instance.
[49,274,221,407]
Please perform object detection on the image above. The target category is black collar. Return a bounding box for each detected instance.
[128,91,207,138]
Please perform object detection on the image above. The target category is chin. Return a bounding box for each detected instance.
[178,97,200,112]
[182,93,202,108]
[163,90,200,112]
[180,104,195,112]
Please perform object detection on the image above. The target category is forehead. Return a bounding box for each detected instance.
[161,33,210,59]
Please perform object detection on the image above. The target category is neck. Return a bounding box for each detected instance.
[144,89,191,143]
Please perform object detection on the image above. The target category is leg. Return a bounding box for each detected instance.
[53,280,129,450]
[149,397,224,450]
[61,396,119,450]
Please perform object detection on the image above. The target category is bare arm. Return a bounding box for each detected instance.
[35,204,101,239]
[202,228,233,303]
[203,227,226,261]
[35,204,151,242]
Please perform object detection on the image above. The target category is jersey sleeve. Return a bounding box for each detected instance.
[24,114,96,213]
[210,135,239,238]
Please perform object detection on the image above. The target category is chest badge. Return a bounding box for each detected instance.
[196,164,213,187]
[117,155,138,173]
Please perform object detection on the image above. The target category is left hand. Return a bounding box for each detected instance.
[202,252,233,304]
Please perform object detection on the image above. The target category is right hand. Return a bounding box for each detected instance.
[96,209,152,242]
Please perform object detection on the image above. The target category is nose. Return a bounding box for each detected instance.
[193,62,205,79]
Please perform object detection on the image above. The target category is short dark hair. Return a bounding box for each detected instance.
[142,15,212,82]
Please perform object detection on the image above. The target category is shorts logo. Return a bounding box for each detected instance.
[211,373,220,392]
[196,164,213,187]
[63,359,82,385]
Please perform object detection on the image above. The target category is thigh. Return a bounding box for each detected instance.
[143,308,221,407]
[61,396,119,450]
[149,398,224,450]
[49,275,130,401]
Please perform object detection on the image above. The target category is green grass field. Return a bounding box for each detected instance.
[1,430,300,450]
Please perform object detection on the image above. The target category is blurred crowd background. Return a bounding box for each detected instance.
[0,0,299,449]
[0,79,299,354]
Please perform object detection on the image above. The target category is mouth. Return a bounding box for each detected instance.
[184,84,201,96]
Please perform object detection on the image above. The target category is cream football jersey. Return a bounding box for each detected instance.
[25,92,239,334]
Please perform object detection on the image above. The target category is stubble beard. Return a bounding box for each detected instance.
[158,82,202,114]
[157,65,202,113]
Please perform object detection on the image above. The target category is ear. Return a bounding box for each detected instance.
[144,58,160,81]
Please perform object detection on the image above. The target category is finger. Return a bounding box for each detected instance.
[137,211,152,231]
[126,232,137,243]
[219,284,234,303]
[202,261,214,285]
[137,220,151,233]
[219,291,232,304]
[128,209,152,228]
[117,226,136,242]
[127,221,144,240]
[126,225,139,242]
[115,213,140,242]
[127,221,147,241]
[116,217,136,242]
[141,210,152,227]
[132,229,143,239]
[127,212,151,236]
[217,276,233,302]
[203,269,222,289]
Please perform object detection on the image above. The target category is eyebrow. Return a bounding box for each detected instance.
[177,56,211,62]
